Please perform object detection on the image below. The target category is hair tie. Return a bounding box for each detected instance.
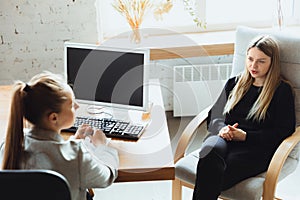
[23,84,32,93]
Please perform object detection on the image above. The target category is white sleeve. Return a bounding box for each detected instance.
[79,139,119,189]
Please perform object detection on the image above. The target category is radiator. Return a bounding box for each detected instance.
[173,63,232,116]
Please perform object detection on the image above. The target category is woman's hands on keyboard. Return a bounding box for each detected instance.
[89,128,108,146]
[74,124,109,146]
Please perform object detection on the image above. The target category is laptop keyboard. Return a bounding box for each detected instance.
[63,116,146,140]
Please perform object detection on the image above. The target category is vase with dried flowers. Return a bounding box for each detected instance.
[112,0,153,44]
[112,0,206,43]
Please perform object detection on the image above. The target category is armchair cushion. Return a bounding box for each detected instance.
[175,149,200,186]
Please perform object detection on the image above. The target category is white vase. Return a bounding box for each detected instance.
[129,27,142,44]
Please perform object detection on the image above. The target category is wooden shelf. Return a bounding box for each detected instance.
[101,25,300,60]
[101,30,235,60]
[150,43,234,60]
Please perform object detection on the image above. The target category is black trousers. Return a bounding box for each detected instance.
[192,135,269,200]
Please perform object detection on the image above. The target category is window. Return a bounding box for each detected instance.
[95,0,300,41]
[206,0,300,29]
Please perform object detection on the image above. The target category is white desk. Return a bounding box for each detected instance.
[75,79,174,182]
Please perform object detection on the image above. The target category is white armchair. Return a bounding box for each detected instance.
[173,26,300,200]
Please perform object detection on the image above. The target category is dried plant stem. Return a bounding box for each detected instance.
[113,0,151,29]
[277,0,284,29]
[112,0,152,43]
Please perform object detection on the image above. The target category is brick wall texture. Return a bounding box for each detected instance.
[0,0,97,84]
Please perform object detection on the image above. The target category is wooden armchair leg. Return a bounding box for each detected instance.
[172,178,182,200]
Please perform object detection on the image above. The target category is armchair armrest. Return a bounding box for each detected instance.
[174,105,212,163]
[263,126,300,200]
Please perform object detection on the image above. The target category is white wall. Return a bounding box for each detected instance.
[0,0,97,84]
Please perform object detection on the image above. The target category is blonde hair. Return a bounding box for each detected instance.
[224,35,281,121]
[2,72,70,169]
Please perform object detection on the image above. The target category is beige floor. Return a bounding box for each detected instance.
[94,112,300,200]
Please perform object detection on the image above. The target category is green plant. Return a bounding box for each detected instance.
[183,0,206,28]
